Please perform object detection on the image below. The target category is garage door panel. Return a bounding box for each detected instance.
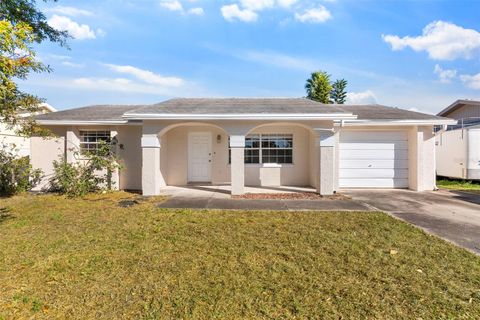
[339,168,408,179]
[339,141,408,150]
[340,149,408,160]
[339,159,409,169]
[339,178,409,188]
[340,131,408,141]
[339,130,409,189]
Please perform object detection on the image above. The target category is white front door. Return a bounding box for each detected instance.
[188,132,212,182]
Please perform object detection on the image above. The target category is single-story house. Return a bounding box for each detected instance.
[33,98,455,196]
[436,99,480,180]
[1,103,56,157]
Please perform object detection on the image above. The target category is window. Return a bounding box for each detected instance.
[229,134,293,164]
[79,130,111,154]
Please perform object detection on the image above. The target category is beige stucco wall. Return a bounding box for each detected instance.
[163,125,229,185]
[30,136,65,191]
[244,125,311,187]
[161,124,313,187]
[117,125,143,190]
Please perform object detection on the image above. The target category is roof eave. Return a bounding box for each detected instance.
[122,113,357,120]
[342,119,458,126]
[36,120,132,125]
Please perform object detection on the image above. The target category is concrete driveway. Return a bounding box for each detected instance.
[344,189,480,255]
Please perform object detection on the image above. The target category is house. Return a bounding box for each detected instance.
[436,99,480,180]
[32,98,455,196]
[0,103,56,157]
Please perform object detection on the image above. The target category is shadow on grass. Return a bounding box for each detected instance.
[0,207,14,224]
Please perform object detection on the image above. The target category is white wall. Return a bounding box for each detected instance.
[436,129,467,179]
[0,122,30,157]
[467,128,480,179]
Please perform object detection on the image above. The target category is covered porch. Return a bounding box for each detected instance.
[140,120,340,197]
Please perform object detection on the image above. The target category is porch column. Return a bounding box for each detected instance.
[315,130,335,195]
[230,135,245,195]
[141,134,164,196]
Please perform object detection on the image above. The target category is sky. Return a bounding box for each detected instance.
[20,0,480,114]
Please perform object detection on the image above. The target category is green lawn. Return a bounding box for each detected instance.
[0,193,479,319]
[437,179,480,194]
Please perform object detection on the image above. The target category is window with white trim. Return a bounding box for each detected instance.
[229,134,293,164]
[79,130,111,154]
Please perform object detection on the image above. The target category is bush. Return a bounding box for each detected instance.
[49,142,121,197]
[0,144,42,196]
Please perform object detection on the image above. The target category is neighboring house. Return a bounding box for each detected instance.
[0,103,56,157]
[436,99,480,180]
[33,98,454,196]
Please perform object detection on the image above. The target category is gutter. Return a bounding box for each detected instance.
[121,113,358,121]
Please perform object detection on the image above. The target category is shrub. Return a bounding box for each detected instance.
[49,141,121,197]
[0,143,42,196]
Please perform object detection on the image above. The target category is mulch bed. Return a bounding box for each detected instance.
[232,192,349,200]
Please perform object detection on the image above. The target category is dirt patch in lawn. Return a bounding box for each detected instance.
[232,192,349,200]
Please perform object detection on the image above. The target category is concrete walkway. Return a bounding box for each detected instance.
[158,196,370,211]
[344,189,480,255]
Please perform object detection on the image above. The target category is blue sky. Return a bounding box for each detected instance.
[21,0,480,114]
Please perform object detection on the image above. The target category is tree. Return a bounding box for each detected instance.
[305,71,332,104]
[330,79,348,104]
[0,0,68,136]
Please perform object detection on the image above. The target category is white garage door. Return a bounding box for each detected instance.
[339,131,409,188]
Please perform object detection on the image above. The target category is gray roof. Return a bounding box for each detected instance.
[437,99,480,117]
[36,98,450,122]
[338,104,446,121]
[127,98,349,115]
[35,105,137,121]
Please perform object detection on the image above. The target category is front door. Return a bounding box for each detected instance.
[188,132,212,182]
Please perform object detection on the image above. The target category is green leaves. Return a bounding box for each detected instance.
[1,0,68,136]
[331,79,348,104]
[305,71,332,104]
[305,71,348,104]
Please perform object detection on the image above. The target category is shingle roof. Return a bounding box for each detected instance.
[437,99,480,117]
[126,98,349,115]
[35,105,138,121]
[338,104,447,121]
[35,98,451,122]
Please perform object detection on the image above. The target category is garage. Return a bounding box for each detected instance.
[339,130,409,188]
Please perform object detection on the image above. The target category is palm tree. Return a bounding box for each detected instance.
[305,71,332,104]
[330,79,348,104]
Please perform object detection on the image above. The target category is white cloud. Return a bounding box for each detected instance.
[48,15,98,40]
[382,21,480,60]
[104,64,184,87]
[434,64,457,83]
[460,73,480,90]
[46,6,93,17]
[159,0,205,15]
[294,6,331,23]
[240,0,275,11]
[277,0,299,8]
[346,90,377,104]
[221,4,258,22]
[160,0,183,11]
[188,7,204,15]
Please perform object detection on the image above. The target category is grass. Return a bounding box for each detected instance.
[0,192,479,319]
[437,178,480,194]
